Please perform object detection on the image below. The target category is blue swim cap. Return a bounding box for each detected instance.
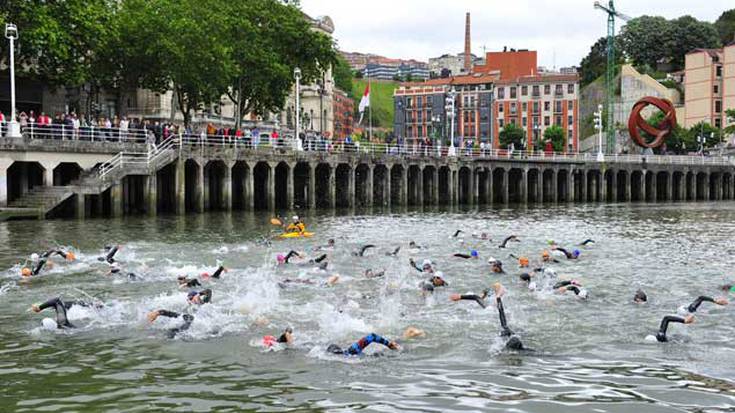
[573,249,581,257]
[187,291,197,299]
[471,250,479,257]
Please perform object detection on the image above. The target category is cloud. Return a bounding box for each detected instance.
[301,0,733,68]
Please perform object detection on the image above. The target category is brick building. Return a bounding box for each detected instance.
[333,88,354,140]
[394,49,580,151]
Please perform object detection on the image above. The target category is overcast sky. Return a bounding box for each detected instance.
[301,0,732,68]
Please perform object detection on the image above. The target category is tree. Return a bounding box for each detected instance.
[669,16,721,69]
[715,9,735,45]
[499,123,524,149]
[333,55,353,94]
[619,16,674,70]
[725,109,735,135]
[354,70,364,79]
[543,125,565,152]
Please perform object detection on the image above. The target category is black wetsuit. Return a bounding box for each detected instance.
[32,258,49,275]
[457,292,488,308]
[327,333,392,355]
[453,253,473,259]
[285,251,327,265]
[410,260,431,273]
[386,246,401,256]
[554,248,576,259]
[37,297,96,328]
[42,249,69,260]
[553,280,584,296]
[499,236,518,248]
[156,310,194,338]
[353,245,376,257]
[686,296,716,313]
[655,315,687,343]
[110,266,138,280]
[211,266,226,279]
[579,239,595,246]
[190,289,213,304]
[179,278,202,288]
[99,246,119,264]
[453,230,464,238]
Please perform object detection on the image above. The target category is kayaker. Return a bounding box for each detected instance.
[285,216,306,234]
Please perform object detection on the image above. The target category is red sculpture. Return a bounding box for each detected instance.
[628,97,677,149]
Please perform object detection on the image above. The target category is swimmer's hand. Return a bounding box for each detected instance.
[388,341,401,350]
[147,311,160,323]
[684,315,695,324]
[449,293,461,302]
[715,297,728,306]
[31,305,40,313]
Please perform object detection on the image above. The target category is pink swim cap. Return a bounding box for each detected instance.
[263,335,277,347]
[276,255,285,264]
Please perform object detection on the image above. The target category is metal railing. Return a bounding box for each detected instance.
[19,123,149,143]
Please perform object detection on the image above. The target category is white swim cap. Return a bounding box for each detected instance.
[578,289,589,299]
[292,216,299,220]
[528,281,537,291]
[677,305,690,316]
[422,259,432,267]
[30,253,39,261]
[487,257,497,264]
[41,318,57,330]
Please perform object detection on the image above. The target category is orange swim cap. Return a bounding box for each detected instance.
[542,250,550,258]
[21,267,32,277]
[519,257,529,267]
[66,252,76,261]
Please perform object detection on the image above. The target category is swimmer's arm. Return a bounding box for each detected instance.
[35,297,62,312]
[284,250,299,263]
[408,259,423,272]
[211,266,226,279]
[148,309,181,322]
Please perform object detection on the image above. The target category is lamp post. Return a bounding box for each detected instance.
[594,104,604,161]
[294,67,302,150]
[533,123,540,152]
[445,88,457,156]
[5,23,21,138]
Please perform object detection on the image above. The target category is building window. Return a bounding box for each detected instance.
[714,85,719,94]
[567,84,575,94]
[510,87,517,99]
[521,85,528,96]
[544,101,550,112]
[522,117,527,127]
[533,116,539,126]
[510,102,516,114]
[567,100,574,110]
[568,129,573,140]
[499,119,505,128]
[533,102,539,113]
[568,115,574,125]
[498,104,504,113]
[555,101,563,113]
[417,96,423,107]
[715,100,722,113]
[716,66,722,77]
[544,116,550,126]
[532,85,540,97]
[715,118,721,128]
[555,115,562,125]
[522,102,527,112]
[544,85,551,95]
[510,118,516,126]
[497,87,505,99]
[407,97,413,107]
[555,84,563,96]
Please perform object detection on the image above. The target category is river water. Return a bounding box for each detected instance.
[2,204,735,412]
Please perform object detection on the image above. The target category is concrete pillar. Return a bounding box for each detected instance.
[0,159,11,207]
[567,170,575,203]
[717,175,723,201]
[486,168,493,204]
[678,173,686,201]
[401,166,408,206]
[650,173,658,202]
[385,166,392,207]
[501,169,509,204]
[223,162,233,211]
[75,193,85,219]
[589,174,597,202]
[195,162,205,212]
[146,173,157,216]
[416,166,424,206]
[367,165,374,207]
[579,171,586,202]
[600,170,608,202]
[202,163,210,211]
[348,164,356,208]
[328,164,336,209]
[609,171,618,202]
[111,181,123,217]
[665,172,673,202]
[639,172,647,202]
[286,163,294,209]
[551,170,558,203]
[520,168,528,204]
[42,162,55,187]
[267,162,276,211]
[175,160,185,214]
[467,168,475,206]
[433,167,440,205]
[245,163,254,210]
[308,163,316,209]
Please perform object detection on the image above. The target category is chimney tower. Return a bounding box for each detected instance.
[464,12,471,72]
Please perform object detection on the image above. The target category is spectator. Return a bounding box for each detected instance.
[0,110,5,137]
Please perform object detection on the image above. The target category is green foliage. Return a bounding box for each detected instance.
[543,125,565,152]
[669,16,721,69]
[499,123,524,149]
[579,37,624,88]
[333,55,354,94]
[715,9,735,45]
[351,79,396,129]
[725,109,735,135]
[354,70,364,79]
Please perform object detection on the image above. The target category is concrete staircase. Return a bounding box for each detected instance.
[1,139,178,220]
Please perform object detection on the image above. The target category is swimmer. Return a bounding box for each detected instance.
[649,314,694,343]
[187,289,213,305]
[263,327,294,348]
[634,290,647,303]
[452,230,464,238]
[98,245,121,264]
[278,250,328,267]
[177,276,202,289]
[364,269,385,279]
[541,250,560,263]
[202,265,227,280]
[453,250,479,259]
[409,258,434,274]
[402,327,425,340]
[579,239,595,246]
[386,246,401,257]
[488,259,504,274]
[278,275,340,288]
[517,256,530,268]
[147,310,194,338]
[472,232,490,241]
[450,291,488,308]
[554,280,588,299]
[408,241,422,250]
[41,249,75,261]
[553,247,580,260]
[31,297,101,329]
[352,245,376,257]
[719,284,735,294]
[106,262,139,280]
[22,255,51,277]
[519,273,537,291]
[326,333,401,356]
[419,274,448,295]
[677,296,727,315]
[315,239,336,251]
[498,235,520,249]
[494,293,532,351]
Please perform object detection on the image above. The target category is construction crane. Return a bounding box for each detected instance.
[594,1,631,154]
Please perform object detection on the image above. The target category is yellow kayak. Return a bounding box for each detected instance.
[279,232,314,239]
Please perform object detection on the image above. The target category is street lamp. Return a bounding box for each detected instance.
[594,104,604,161]
[5,23,21,138]
[445,88,457,156]
[294,67,302,150]
[533,123,540,151]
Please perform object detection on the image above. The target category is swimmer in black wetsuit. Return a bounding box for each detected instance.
[450,291,488,308]
[579,239,595,246]
[386,246,401,257]
[364,269,385,279]
[187,289,213,305]
[203,265,227,280]
[494,294,531,351]
[553,247,580,260]
[489,259,504,274]
[326,333,401,355]
[420,274,448,295]
[652,314,694,342]
[282,250,328,265]
[263,327,294,348]
[98,245,121,264]
[453,250,479,259]
[278,275,340,288]
[106,263,139,280]
[498,235,520,249]
[147,310,194,338]
[31,297,101,328]
[452,230,464,238]
[315,239,336,251]
[678,296,727,315]
[634,290,647,303]
[409,258,434,274]
[178,276,202,289]
[553,280,588,299]
[353,245,376,257]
